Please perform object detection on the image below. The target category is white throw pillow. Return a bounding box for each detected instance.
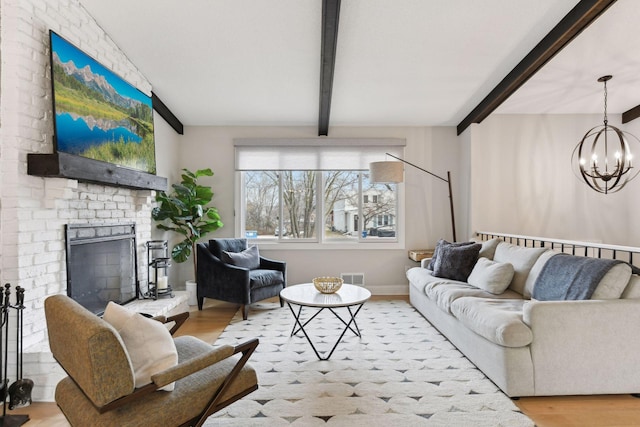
[103,302,178,391]
[467,257,515,294]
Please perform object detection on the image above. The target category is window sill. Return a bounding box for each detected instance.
[251,241,404,251]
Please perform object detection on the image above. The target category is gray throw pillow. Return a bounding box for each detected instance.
[433,243,482,282]
[428,239,476,270]
[221,245,260,270]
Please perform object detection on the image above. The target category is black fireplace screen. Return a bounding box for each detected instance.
[65,223,138,315]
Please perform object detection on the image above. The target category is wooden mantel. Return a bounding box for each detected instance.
[27,152,167,191]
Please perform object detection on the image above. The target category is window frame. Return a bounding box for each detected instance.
[236,170,404,249]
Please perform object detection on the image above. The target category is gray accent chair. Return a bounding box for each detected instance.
[197,238,286,320]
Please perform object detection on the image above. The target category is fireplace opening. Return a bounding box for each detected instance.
[65,223,138,315]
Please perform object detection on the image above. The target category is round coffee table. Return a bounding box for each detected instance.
[280,283,371,360]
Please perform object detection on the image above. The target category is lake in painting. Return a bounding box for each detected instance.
[55,113,142,154]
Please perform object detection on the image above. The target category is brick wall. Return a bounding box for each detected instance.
[1,0,156,401]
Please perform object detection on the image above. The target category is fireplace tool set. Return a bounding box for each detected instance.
[0,284,31,427]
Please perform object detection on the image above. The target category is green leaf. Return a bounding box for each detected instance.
[172,240,192,263]
[206,209,221,220]
[194,168,214,178]
[195,186,213,203]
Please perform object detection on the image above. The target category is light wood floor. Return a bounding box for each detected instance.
[15,296,640,426]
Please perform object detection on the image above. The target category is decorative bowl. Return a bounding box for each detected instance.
[313,277,343,294]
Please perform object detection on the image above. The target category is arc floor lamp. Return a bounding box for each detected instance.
[369,153,456,242]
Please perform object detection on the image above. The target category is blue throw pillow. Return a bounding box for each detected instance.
[221,245,260,270]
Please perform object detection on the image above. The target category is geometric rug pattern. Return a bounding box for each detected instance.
[205,300,534,426]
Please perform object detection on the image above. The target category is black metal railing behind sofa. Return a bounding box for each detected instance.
[476,231,640,269]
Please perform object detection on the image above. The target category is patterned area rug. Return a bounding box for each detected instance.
[206,299,534,426]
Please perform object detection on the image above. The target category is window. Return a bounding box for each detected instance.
[242,170,398,242]
[235,137,405,245]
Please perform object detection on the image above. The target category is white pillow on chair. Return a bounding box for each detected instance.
[103,302,178,391]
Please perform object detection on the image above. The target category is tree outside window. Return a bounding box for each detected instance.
[243,170,397,242]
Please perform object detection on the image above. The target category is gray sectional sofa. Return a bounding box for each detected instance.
[407,237,640,397]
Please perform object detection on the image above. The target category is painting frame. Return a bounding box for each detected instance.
[49,30,156,174]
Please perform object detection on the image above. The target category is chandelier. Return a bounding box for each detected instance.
[572,75,640,194]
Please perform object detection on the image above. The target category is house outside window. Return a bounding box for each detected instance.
[242,170,397,242]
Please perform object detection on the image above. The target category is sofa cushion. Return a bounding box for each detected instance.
[428,239,476,270]
[450,298,533,348]
[523,250,559,299]
[493,242,548,295]
[424,280,523,314]
[433,243,482,282]
[222,245,260,270]
[621,274,640,299]
[472,237,502,260]
[591,263,633,299]
[467,257,514,295]
[406,266,444,291]
[525,251,632,300]
[249,269,284,289]
[533,254,631,301]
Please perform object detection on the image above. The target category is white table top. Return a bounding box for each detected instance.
[280,283,371,308]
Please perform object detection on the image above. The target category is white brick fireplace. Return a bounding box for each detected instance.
[0,0,172,401]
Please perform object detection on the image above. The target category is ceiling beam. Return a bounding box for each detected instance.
[456,0,617,136]
[318,0,341,136]
[622,104,640,124]
[152,92,184,135]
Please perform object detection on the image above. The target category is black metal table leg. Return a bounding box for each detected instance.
[286,302,365,360]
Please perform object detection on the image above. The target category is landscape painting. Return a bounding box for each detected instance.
[49,31,156,174]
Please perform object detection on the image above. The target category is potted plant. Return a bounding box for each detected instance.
[151,168,223,283]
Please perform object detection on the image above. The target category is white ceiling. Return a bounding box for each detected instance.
[77,0,639,129]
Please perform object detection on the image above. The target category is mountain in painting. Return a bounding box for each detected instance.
[52,51,142,110]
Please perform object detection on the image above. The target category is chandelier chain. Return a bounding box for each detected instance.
[603,78,608,125]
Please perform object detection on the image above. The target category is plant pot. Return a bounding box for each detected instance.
[186,280,197,306]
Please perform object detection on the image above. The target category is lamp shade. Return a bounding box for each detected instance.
[369,161,404,183]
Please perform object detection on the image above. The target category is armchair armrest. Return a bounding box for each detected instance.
[150,312,189,335]
[152,338,259,388]
[259,256,286,274]
[151,344,235,388]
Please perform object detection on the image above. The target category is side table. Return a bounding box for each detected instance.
[408,249,434,263]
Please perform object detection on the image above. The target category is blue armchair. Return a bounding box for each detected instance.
[197,238,286,320]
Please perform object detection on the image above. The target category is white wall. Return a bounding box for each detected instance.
[175,125,461,293]
[467,114,640,246]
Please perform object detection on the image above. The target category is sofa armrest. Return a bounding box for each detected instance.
[197,244,250,301]
[523,299,640,394]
